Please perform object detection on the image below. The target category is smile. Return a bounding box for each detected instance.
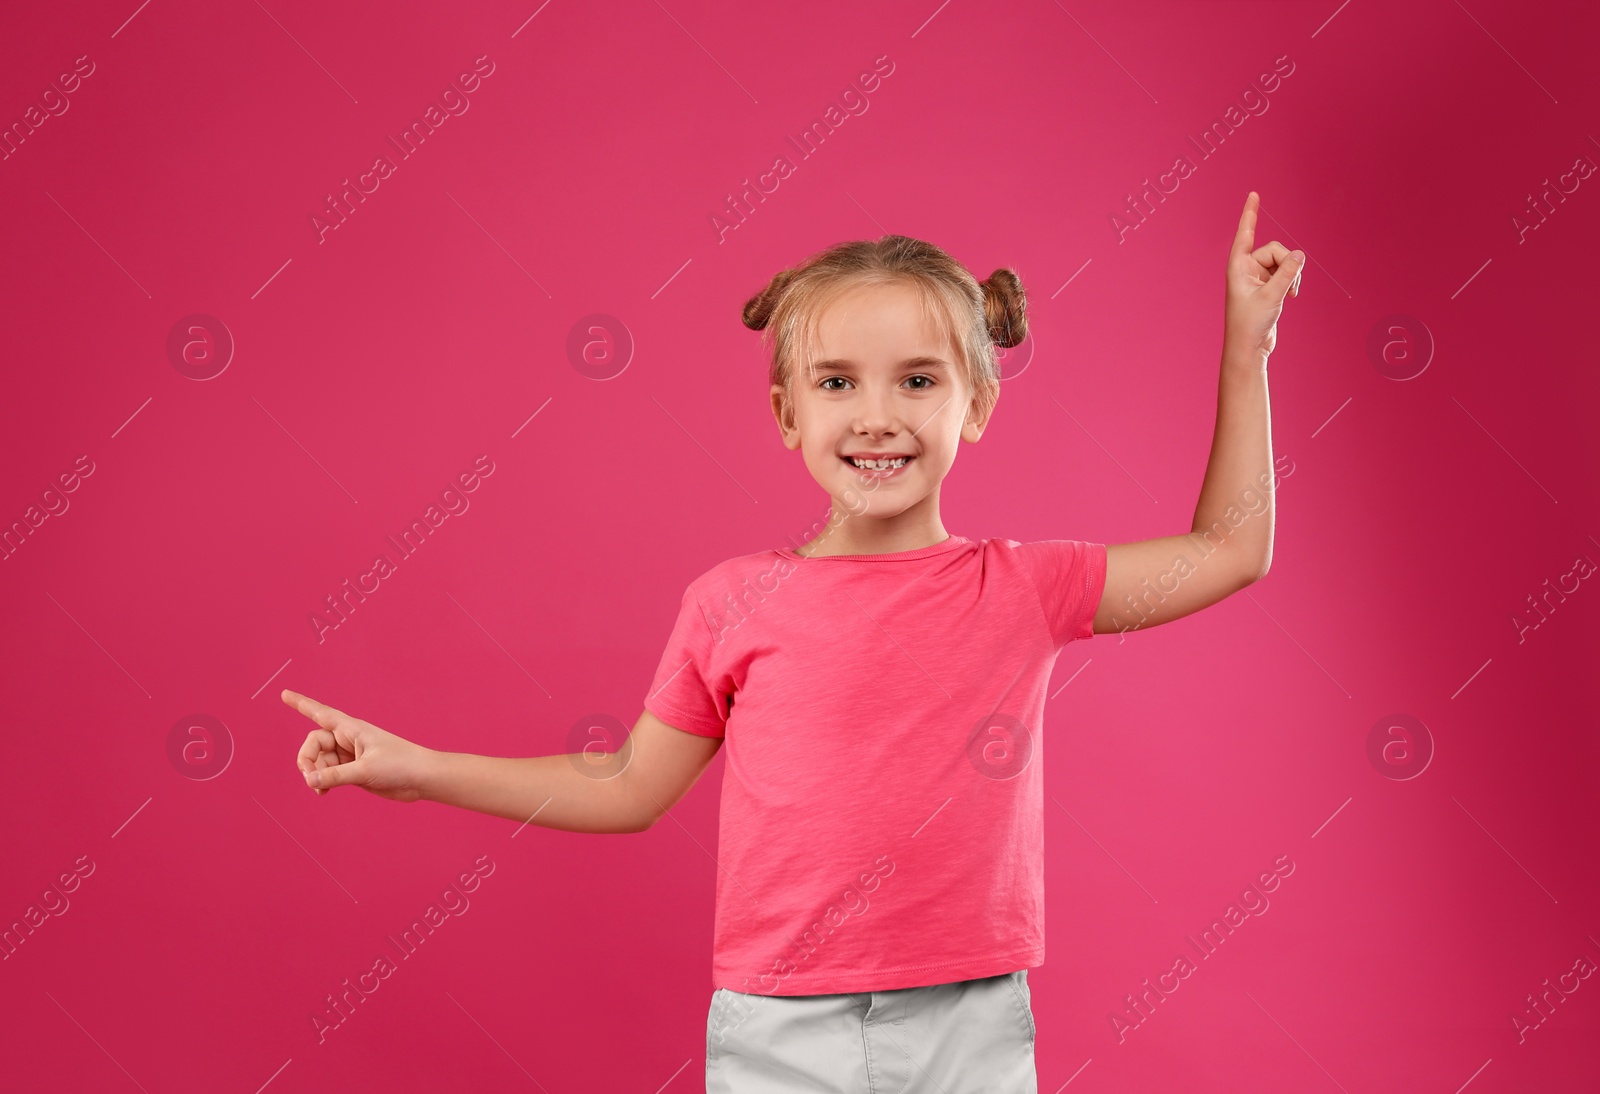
[842,455,913,479]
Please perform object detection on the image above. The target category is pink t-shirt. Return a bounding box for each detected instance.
[643,534,1107,996]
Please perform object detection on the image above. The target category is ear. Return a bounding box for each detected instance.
[961,384,996,444]
[770,384,801,450]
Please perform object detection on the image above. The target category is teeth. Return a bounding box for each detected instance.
[851,457,908,470]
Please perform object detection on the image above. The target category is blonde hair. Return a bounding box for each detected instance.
[742,235,1027,431]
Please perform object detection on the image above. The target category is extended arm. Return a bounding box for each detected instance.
[286,686,721,834]
[423,710,723,833]
[1092,192,1305,637]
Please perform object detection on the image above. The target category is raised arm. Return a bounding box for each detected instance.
[1092,192,1304,637]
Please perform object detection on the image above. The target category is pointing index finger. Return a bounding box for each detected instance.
[281,688,343,728]
[1233,191,1259,260]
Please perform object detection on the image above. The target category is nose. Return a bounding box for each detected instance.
[853,383,901,439]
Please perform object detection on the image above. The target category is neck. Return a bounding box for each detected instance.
[793,493,949,557]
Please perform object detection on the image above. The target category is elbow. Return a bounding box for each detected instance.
[622,802,662,834]
[613,808,656,834]
[1232,554,1270,590]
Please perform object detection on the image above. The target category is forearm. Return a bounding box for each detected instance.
[1191,345,1275,579]
[420,749,651,834]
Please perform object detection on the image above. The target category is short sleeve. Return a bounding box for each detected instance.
[1015,540,1108,648]
[643,584,730,738]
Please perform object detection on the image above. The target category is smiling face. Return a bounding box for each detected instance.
[770,278,993,548]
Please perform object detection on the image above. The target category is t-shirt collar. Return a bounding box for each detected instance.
[775,535,970,562]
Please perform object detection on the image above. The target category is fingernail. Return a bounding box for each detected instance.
[305,769,321,788]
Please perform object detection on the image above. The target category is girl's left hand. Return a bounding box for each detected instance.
[1224,191,1305,360]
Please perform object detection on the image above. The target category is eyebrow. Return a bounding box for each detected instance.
[811,356,951,372]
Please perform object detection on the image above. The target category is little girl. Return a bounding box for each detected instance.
[286,192,1302,1092]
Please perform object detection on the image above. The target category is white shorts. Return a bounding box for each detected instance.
[705,969,1037,1093]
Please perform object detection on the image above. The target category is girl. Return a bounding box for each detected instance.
[285,192,1303,1092]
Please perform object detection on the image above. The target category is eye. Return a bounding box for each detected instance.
[818,374,934,391]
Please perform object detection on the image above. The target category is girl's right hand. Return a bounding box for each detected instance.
[282,688,432,802]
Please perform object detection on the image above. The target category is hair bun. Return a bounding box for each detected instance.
[981,268,1028,348]
[742,268,798,332]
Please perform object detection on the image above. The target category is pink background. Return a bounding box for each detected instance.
[3,0,1597,1090]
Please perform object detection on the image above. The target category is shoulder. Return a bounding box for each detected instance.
[969,536,1035,564]
[983,537,1104,583]
[681,548,796,603]
[995,537,1101,559]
